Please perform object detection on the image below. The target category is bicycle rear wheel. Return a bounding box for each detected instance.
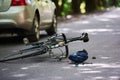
[0,46,47,62]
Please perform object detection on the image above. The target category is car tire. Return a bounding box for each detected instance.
[46,13,57,35]
[28,14,40,42]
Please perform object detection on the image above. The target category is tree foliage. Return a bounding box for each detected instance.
[52,0,120,16]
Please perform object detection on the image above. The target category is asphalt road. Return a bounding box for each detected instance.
[0,8,120,80]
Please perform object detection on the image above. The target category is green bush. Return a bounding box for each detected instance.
[61,0,72,16]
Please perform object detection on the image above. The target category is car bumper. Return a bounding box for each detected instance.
[0,6,33,32]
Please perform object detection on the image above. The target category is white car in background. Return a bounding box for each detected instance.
[0,0,57,42]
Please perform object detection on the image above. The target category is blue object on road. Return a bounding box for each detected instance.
[69,49,88,64]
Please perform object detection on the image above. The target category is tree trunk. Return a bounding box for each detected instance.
[52,0,66,16]
[85,0,96,13]
[112,0,118,7]
[52,0,60,16]
[60,0,65,16]
[72,0,83,14]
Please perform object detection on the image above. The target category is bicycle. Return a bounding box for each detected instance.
[0,33,89,62]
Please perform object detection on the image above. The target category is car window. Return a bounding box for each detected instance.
[0,0,11,12]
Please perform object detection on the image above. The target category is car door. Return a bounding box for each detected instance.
[40,0,53,26]
[43,0,53,22]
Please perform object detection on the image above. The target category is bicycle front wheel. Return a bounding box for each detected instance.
[48,33,69,60]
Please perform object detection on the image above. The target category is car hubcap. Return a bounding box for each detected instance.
[35,18,39,39]
[53,15,57,32]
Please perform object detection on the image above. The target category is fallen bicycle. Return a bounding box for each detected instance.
[0,33,89,62]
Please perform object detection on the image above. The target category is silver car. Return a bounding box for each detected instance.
[0,0,57,42]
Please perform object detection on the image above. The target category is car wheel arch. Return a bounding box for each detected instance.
[34,9,40,24]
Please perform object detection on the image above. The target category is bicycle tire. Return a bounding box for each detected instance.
[0,48,47,62]
[62,33,69,58]
[49,33,69,59]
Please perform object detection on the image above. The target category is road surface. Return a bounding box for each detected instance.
[0,8,120,80]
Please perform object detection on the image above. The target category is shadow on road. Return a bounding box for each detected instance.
[0,34,49,45]
[0,36,23,44]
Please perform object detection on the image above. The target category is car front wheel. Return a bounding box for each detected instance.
[28,14,40,42]
[46,13,57,35]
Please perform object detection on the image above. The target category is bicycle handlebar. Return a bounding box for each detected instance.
[67,33,89,43]
[23,32,89,46]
